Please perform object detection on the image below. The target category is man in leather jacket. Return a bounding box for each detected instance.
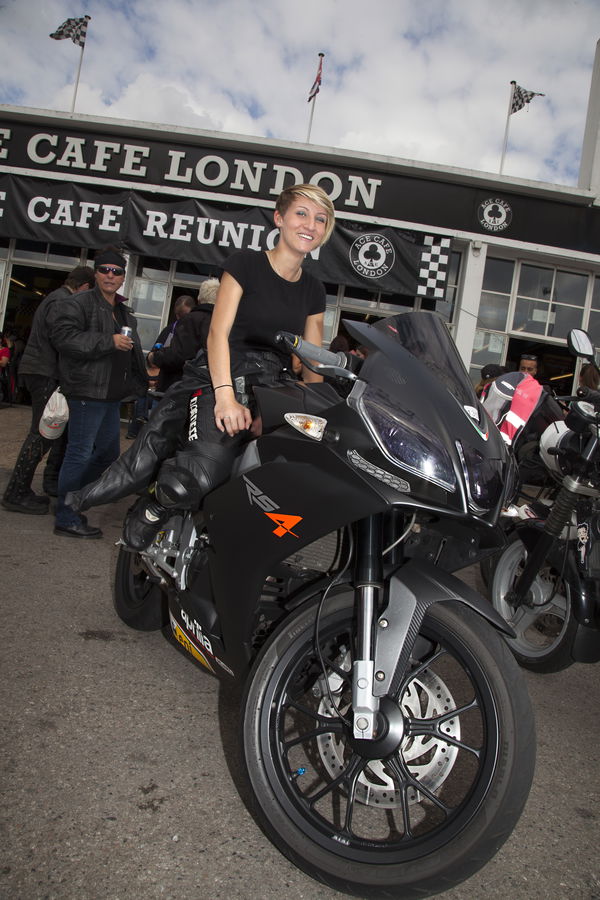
[2,265,94,514]
[50,247,148,538]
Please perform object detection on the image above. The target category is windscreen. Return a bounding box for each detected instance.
[373,312,478,409]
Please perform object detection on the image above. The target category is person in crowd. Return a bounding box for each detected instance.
[519,353,538,377]
[1,266,95,514]
[328,334,350,354]
[49,247,148,538]
[67,185,335,551]
[579,362,600,390]
[475,363,505,398]
[0,333,12,403]
[148,279,220,391]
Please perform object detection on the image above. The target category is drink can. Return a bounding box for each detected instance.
[120,326,133,338]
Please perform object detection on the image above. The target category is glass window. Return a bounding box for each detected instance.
[48,244,80,265]
[482,258,514,294]
[470,329,507,373]
[513,298,547,334]
[13,239,47,260]
[341,286,379,308]
[592,276,600,310]
[136,255,171,281]
[447,250,461,287]
[135,316,163,352]
[129,279,168,316]
[588,309,600,347]
[0,237,9,259]
[379,291,416,313]
[518,264,553,299]
[175,260,219,284]
[478,292,510,331]
[549,304,583,338]
[553,270,587,307]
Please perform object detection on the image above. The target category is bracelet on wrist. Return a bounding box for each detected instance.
[213,383,234,391]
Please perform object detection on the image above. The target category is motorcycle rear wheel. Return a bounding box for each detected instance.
[113,546,168,631]
[242,592,535,899]
[490,535,577,672]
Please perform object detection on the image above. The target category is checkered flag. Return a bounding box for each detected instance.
[417,236,451,300]
[49,15,91,48]
[510,81,544,114]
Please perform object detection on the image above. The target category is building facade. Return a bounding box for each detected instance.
[1,104,599,388]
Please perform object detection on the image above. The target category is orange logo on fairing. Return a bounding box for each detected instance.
[264,513,302,538]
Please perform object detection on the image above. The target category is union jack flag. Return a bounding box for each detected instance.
[50,15,91,48]
[308,54,324,102]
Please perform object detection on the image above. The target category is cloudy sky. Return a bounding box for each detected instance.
[1,0,599,187]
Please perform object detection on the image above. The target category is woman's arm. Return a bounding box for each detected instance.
[207,271,253,436]
[301,312,325,383]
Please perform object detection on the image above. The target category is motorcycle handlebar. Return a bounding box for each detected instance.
[576,386,600,409]
[275,331,349,369]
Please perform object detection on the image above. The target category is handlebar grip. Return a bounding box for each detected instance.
[275,332,348,368]
[576,386,600,408]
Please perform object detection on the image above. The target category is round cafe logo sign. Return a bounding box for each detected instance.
[349,233,395,279]
[477,198,513,232]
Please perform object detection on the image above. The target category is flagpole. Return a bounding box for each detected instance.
[499,81,516,175]
[70,42,86,113]
[306,52,324,144]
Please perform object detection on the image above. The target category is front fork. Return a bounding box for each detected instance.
[352,514,385,740]
[508,482,581,606]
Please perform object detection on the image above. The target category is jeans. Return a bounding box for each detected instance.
[55,399,121,527]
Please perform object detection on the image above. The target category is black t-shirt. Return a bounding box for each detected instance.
[223,250,326,363]
[105,301,133,401]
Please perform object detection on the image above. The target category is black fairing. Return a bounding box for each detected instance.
[344,312,508,519]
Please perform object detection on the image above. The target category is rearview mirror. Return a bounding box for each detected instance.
[567,328,594,359]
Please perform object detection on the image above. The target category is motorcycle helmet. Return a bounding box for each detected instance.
[539,420,575,477]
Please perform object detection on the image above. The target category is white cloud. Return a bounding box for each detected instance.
[1,0,599,185]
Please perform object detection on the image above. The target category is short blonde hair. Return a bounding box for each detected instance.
[198,277,220,305]
[275,183,335,244]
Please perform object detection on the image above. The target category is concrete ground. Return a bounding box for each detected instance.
[0,403,599,900]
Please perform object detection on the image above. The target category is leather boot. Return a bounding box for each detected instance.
[122,496,170,551]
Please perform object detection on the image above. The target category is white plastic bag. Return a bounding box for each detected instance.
[39,388,69,439]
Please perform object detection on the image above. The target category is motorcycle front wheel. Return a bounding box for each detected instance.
[113,545,168,631]
[490,534,578,672]
[242,592,535,899]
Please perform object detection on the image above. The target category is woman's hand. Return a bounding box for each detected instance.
[214,386,252,436]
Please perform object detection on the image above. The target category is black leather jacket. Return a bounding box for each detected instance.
[49,285,148,400]
[19,285,71,379]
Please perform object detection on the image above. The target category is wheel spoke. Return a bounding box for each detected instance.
[398,646,448,695]
[387,753,451,815]
[283,722,344,752]
[284,696,346,730]
[406,698,482,759]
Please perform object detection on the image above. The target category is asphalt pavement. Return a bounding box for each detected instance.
[1,403,599,900]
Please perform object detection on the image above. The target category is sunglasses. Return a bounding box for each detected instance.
[96,265,125,276]
[520,354,538,361]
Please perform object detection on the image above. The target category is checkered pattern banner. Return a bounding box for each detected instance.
[417,235,451,300]
[49,15,91,48]
[510,82,544,114]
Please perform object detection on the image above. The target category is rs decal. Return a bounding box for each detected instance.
[243,475,303,538]
[265,513,302,538]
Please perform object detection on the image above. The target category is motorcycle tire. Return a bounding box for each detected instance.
[113,545,168,631]
[242,591,535,899]
[490,533,578,673]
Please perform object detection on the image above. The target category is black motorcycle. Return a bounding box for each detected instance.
[489,329,600,673]
[114,311,535,899]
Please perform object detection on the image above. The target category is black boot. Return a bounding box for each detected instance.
[3,433,47,511]
[123,496,170,551]
[2,493,49,515]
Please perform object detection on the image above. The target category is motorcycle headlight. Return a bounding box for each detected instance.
[359,395,456,492]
